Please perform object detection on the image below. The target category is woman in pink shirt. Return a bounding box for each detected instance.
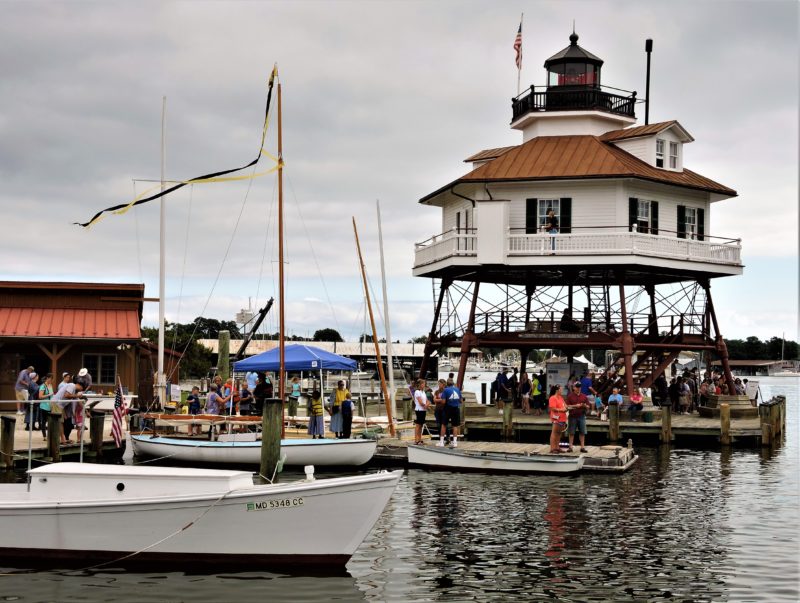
[548,385,567,453]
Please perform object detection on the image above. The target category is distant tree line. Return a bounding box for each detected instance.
[724,336,798,361]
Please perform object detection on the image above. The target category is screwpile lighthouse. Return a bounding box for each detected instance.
[414,32,742,401]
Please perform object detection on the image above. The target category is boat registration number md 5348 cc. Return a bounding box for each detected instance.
[247,497,304,511]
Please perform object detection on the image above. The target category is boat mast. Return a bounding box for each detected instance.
[157,96,167,410]
[376,200,397,430]
[277,77,286,438]
[352,218,395,436]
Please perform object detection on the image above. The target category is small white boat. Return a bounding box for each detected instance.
[0,462,401,568]
[131,435,377,467]
[407,444,584,474]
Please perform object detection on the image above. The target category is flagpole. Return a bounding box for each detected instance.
[517,13,524,97]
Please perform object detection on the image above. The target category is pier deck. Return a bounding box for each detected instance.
[463,410,763,442]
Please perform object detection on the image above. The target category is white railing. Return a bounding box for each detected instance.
[507,231,741,264]
[413,229,741,268]
[413,229,477,267]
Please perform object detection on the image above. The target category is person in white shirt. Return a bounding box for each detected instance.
[412,378,429,445]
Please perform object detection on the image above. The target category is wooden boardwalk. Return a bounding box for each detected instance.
[459,403,774,446]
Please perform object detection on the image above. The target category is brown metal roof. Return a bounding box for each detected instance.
[0,281,144,294]
[0,307,141,339]
[600,120,694,143]
[464,146,518,163]
[421,134,736,202]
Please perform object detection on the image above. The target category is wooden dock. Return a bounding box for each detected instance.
[375,438,638,473]
[458,396,786,447]
[1,413,123,469]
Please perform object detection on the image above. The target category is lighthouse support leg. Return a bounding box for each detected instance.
[618,282,635,396]
[418,279,451,381]
[702,281,736,393]
[456,282,480,391]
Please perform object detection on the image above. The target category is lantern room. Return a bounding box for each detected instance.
[545,31,602,88]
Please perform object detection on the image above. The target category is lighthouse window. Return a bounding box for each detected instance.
[637,200,651,232]
[684,207,698,239]
[669,142,679,169]
[538,199,560,230]
[656,139,665,168]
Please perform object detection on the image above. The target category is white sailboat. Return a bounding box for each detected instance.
[408,444,584,474]
[131,434,377,467]
[0,462,400,567]
[0,68,400,569]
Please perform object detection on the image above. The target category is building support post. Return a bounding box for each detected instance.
[702,281,736,393]
[618,282,635,395]
[456,282,480,391]
[645,283,658,337]
[418,279,451,380]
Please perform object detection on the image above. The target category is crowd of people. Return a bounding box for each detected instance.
[182,372,358,439]
[14,365,94,445]
[409,376,463,447]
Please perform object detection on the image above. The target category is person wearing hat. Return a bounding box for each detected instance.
[14,366,34,415]
[75,368,92,393]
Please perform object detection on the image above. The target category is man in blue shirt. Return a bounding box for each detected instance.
[439,380,462,447]
[579,371,597,397]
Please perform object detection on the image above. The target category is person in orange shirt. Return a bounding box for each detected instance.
[548,384,568,453]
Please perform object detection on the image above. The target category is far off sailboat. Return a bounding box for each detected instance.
[0,67,400,569]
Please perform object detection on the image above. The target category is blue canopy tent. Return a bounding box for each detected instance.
[233,344,357,372]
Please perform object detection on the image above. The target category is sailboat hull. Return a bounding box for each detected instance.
[407,444,584,474]
[131,435,377,467]
[0,463,400,568]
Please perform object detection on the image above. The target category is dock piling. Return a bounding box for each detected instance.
[660,404,672,444]
[89,410,105,457]
[47,413,61,462]
[1,416,16,469]
[260,398,282,482]
[720,403,731,446]
[608,403,620,442]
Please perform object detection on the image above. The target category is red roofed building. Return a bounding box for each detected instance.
[414,31,744,405]
[0,281,155,405]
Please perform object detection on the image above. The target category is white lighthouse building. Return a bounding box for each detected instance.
[414,32,742,399]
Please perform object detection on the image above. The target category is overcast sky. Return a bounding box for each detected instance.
[1,0,797,343]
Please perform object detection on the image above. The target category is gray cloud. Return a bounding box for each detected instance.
[0,0,796,342]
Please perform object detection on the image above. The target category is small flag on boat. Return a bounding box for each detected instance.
[112,383,127,448]
[513,21,523,69]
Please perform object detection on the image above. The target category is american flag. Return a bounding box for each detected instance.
[111,383,127,447]
[513,22,523,69]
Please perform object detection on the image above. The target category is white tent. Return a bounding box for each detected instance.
[573,355,597,370]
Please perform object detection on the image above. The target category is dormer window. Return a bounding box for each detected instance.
[669,142,679,169]
[656,139,665,168]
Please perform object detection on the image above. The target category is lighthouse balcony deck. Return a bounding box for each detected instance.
[413,227,742,279]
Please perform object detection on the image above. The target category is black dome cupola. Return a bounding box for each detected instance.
[544,31,603,88]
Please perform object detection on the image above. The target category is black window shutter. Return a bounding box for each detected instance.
[651,201,659,235]
[697,208,705,241]
[560,198,572,234]
[677,205,686,239]
[628,198,638,232]
[525,198,538,234]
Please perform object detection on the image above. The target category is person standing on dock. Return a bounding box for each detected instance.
[307,390,325,439]
[14,365,34,416]
[433,379,447,444]
[440,379,462,447]
[38,373,54,439]
[497,368,511,412]
[548,385,567,453]
[412,378,429,445]
[566,383,590,452]
[520,372,532,414]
